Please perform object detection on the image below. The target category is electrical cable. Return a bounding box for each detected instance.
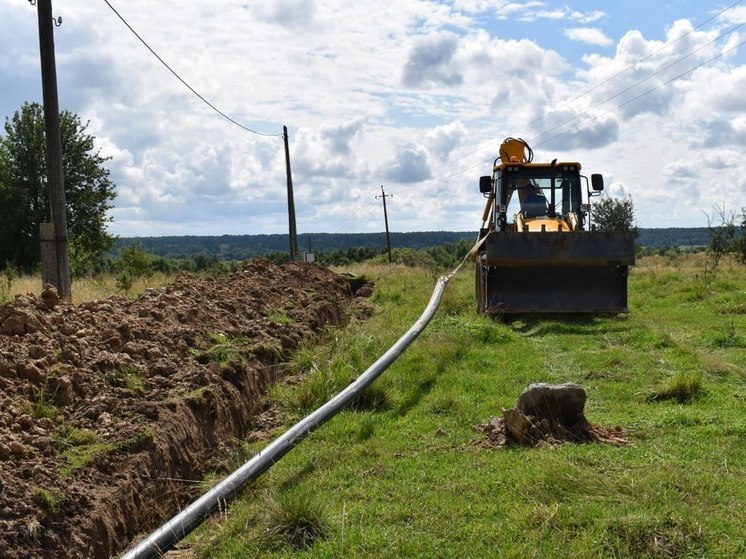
[101,0,281,138]
[528,22,744,147]
[526,0,744,128]
[392,1,744,187]
[388,10,745,196]
[531,37,746,150]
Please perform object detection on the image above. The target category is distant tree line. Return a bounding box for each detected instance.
[113,227,720,263]
[112,231,477,262]
[247,239,476,269]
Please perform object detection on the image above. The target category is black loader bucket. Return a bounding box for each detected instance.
[476,230,635,315]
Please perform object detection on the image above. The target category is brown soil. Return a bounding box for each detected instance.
[0,260,367,559]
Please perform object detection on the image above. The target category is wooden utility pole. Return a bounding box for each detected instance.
[283,125,299,260]
[35,0,71,301]
[376,186,393,264]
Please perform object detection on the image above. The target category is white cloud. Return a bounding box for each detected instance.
[577,19,728,120]
[701,117,746,146]
[379,142,432,183]
[572,10,605,24]
[424,121,467,161]
[709,150,741,169]
[251,0,316,26]
[680,66,746,118]
[663,159,700,178]
[531,108,619,150]
[530,9,568,21]
[716,5,746,25]
[564,27,613,47]
[402,32,463,87]
[451,1,605,23]
[1,0,744,235]
[516,6,606,23]
[464,1,545,19]
[292,120,367,179]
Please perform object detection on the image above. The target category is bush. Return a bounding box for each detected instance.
[593,193,638,237]
[117,243,155,278]
[705,205,746,268]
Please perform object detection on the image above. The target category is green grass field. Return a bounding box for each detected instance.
[171,255,745,559]
[5,257,744,557]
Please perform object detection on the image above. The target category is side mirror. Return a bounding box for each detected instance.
[479,175,492,194]
[591,173,604,191]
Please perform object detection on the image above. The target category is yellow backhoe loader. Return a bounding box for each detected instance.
[474,137,635,314]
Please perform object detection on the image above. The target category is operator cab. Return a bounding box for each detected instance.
[482,163,592,233]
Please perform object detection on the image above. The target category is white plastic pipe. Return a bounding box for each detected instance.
[121,272,456,559]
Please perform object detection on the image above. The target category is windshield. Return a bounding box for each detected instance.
[499,171,582,219]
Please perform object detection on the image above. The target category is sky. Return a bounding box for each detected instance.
[1,0,745,237]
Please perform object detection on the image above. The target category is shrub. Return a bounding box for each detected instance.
[593,193,638,237]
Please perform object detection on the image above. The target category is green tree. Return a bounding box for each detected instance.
[592,193,638,237]
[0,102,116,274]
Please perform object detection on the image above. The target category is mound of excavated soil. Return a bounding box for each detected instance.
[0,260,365,559]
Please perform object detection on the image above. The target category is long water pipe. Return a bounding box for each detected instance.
[121,266,464,559]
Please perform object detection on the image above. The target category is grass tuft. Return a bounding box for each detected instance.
[285,369,336,414]
[427,393,464,416]
[647,372,705,404]
[602,515,704,558]
[350,385,391,412]
[356,414,377,441]
[262,491,331,550]
[194,333,248,365]
[22,386,60,420]
[709,320,744,348]
[52,426,114,476]
[33,487,61,514]
[116,428,154,453]
[266,309,295,325]
[275,328,381,415]
[102,364,147,392]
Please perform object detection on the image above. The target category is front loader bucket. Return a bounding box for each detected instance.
[477,230,635,315]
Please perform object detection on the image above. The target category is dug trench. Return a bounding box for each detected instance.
[0,260,370,559]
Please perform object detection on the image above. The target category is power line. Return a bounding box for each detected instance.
[531,37,746,150]
[528,21,744,147]
[317,4,746,233]
[394,0,744,186]
[526,0,744,128]
[101,0,281,138]
[390,34,745,197]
